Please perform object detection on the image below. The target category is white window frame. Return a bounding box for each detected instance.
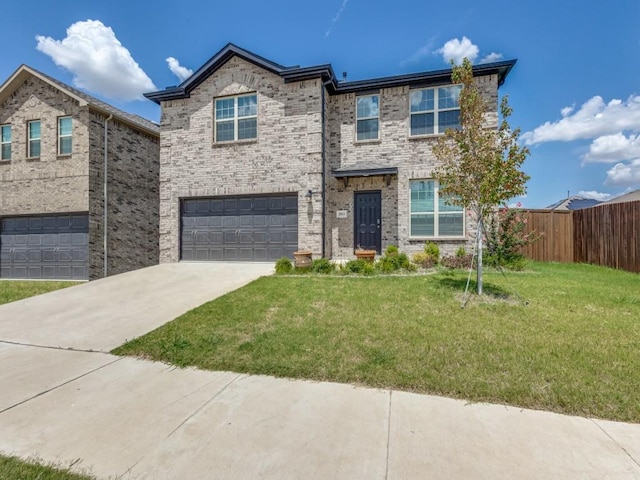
[355,94,380,141]
[0,124,10,161]
[409,179,465,238]
[214,93,258,142]
[58,116,72,156]
[409,85,462,136]
[27,120,41,158]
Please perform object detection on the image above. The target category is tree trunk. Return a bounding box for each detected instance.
[477,217,483,295]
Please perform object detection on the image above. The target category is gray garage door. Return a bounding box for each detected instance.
[181,195,298,262]
[0,214,88,280]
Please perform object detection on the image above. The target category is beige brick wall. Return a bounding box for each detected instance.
[158,56,324,262]
[326,75,498,258]
[0,76,89,215]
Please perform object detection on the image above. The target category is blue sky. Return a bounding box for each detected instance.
[2,0,639,207]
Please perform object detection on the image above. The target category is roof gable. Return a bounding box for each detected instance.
[145,43,517,105]
[145,43,335,104]
[0,65,159,137]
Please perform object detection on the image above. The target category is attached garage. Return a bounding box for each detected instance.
[0,214,88,280]
[180,194,298,262]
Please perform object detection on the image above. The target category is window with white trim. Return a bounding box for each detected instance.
[58,116,72,155]
[410,180,464,237]
[356,94,379,141]
[410,85,462,136]
[214,93,257,142]
[28,120,41,158]
[0,124,10,160]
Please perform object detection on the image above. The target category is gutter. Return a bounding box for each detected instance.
[103,114,113,278]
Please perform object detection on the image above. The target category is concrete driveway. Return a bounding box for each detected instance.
[0,262,273,352]
[1,262,640,479]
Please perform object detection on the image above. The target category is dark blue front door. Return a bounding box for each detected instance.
[354,191,382,253]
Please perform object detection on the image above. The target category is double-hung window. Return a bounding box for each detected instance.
[0,125,10,160]
[410,180,464,237]
[356,94,379,141]
[215,93,257,142]
[58,116,72,155]
[410,85,462,136]
[28,120,41,158]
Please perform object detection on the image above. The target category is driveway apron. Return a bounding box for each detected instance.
[0,262,273,352]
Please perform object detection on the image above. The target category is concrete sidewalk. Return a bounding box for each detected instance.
[1,344,639,479]
[0,262,273,352]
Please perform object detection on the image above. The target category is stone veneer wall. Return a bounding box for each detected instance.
[0,76,89,216]
[158,56,324,263]
[88,112,160,280]
[326,74,499,258]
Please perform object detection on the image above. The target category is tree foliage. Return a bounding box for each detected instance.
[432,58,529,222]
[432,58,530,295]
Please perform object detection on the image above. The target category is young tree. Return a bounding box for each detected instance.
[432,58,529,294]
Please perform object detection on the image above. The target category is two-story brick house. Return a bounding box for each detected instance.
[145,44,515,263]
[0,65,160,280]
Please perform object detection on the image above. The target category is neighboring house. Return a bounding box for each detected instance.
[546,195,601,211]
[0,65,160,280]
[604,189,640,204]
[145,43,515,262]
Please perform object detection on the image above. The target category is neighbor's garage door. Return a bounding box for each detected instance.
[0,214,88,280]
[181,195,298,262]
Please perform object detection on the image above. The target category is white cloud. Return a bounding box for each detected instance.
[479,52,503,64]
[166,57,193,82]
[523,95,640,145]
[36,20,156,101]
[583,133,640,163]
[576,190,612,201]
[437,37,479,64]
[604,159,640,187]
[325,0,349,38]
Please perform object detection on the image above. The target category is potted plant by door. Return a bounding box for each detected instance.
[293,250,313,268]
[354,248,376,262]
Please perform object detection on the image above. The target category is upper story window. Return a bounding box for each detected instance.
[410,179,464,238]
[214,93,257,142]
[356,94,379,141]
[58,116,72,155]
[0,124,10,161]
[410,85,462,136]
[27,120,41,158]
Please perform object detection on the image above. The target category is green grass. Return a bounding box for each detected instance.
[0,281,80,305]
[0,454,95,479]
[113,262,640,423]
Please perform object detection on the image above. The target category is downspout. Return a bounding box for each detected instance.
[320,78,333,259]
[103,114,113,278]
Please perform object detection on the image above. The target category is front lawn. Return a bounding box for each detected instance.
[0,281,79,305]
[0,455,94,479]
[113,262,640,423]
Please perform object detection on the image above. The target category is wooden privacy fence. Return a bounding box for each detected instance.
[573,201,640,273]
[519,201,640,273]
[519,210,573,263]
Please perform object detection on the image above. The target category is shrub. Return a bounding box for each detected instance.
[377,248,411,273]
[311,258,336,274]
[385,244,399,256]
[441,254,474,270]
[275,257,293,274]
[424,242,440,262]
[484,205,539,270]
[412,252,438,269]
[455,246,467,257]
[342,259,376,275]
